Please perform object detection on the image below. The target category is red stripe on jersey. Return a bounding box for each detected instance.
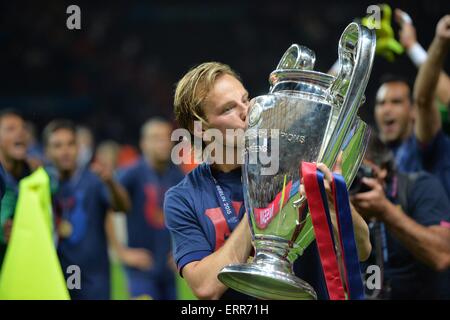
[205,207,231,251]
[231,201,243,217]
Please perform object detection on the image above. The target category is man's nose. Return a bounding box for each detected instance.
[378,102,393,113]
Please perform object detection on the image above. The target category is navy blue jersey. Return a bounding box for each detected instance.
[0,162,31,266]
[0,163,6,201]
[0,162,31,224]
[393,131,450,199]
[164,163,329,299]
[364,172,450,299]
[52,168,111,300]
[0,164,5,200]
[0,164,6,266]
[119,158,184,278]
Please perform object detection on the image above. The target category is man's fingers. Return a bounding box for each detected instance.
[437,15,450,38]
[394,9,404,25]
[137,249,154,269]
[300,183,306,197]
[351,189,377,202]
[395,8,412,26]
[317,162,333,183]
[333,152,343,175]
[361,177,379,188]
[351,199,371,213]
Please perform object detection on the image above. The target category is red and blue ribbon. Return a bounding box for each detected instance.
[332,173,365,300]
[302,161,364,300]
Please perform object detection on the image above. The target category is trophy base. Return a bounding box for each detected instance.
[218,263,317,300]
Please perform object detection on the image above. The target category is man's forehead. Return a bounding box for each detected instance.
[144,123,172,136]
[48,131,76,146]
[0,115,24,127]
[376,82,409,100]
[52,128,76,137]
[207,75,246,104]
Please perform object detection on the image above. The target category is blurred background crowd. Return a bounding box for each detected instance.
[1,0,448,142]
[0,0,449,300]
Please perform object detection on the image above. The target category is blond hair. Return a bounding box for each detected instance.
[174,62,240,133]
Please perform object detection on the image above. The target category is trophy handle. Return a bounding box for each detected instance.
[340,118,371,186]
[269,44,317,93]
[290,118,371,260]
[275,44,316,71]
[321,22,376,168]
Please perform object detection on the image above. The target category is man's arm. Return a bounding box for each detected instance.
[182,217,253,300]
[413,15,450,144]
[105,211,153,270]
[104,178,131,213]
[380,202,450,271]
[352,177,450,271]
[91,162,131,212]
[395,10,450,106]
[349,204,371,261]
[436,72,450,106]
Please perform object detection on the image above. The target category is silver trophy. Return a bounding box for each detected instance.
[218,22,375,300]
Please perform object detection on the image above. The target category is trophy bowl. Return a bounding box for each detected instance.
[218,21,375,300]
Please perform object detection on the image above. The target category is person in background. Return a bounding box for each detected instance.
[93,140,151,298]
[24,121,45,169]
[118,118,184,300]
[394,9,450,106]
[374,15,450,198]
[0,110,32,268]
[164,62,371,300]
[76,125,95,170]
[43,119,130,299]
[351,134,450,299]
[0,165,5,203]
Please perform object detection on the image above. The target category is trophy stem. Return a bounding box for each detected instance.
[218,236,317,300]
[253,236,292,273]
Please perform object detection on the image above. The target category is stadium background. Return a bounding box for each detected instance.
[0,0,449,299]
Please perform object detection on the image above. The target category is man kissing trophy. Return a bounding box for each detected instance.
[218,21,376,300]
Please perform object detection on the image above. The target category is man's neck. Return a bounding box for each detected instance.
[145,155,168,174]
[400,122,414,142]
[382,125,414,148]
[209,144,243,173]
[211,163,241,173]
[59,168,76,181]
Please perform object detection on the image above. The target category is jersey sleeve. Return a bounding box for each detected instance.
[407,173,450,226]
[415,130,446,162]
[164,187,212,276]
